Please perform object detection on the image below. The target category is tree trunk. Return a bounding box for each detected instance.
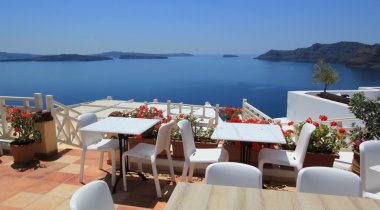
[323,84,328,92]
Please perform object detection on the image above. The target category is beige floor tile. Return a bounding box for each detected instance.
[46,184,80,199]
[55,155,81,164]
[58,164,85,174]
[1,192,42,209]
[24,195,66,210]
[52,199,70,210]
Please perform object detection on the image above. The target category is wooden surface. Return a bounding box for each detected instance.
[165,183,380,210]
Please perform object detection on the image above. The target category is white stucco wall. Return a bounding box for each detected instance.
[286,88,380,122]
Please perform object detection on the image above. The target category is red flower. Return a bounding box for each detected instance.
[5,116,10,121]
[286,130,294,134]
[306,117,312,123]
[137,113,143,118]
[136,134,142,139]
[252,143,261,151]
[354,140,361,147]
[2,104,6,108]
[319,115,328,121]
[179,113,184,119]
[11,117,15,122]
[287,121,294,126]
[154,124,161,130]
[313,122,319,127]
[338,128,346,134]
[337,135,341,140]
[330,121,338,126]
[15,127,20,132]
[230,117,242,123]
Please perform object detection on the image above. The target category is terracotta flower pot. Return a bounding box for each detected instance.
[223,143,261,166]
[171,140,219,159]
[10,142,36,164]
[351,150,360,175]
[303,152,339,167]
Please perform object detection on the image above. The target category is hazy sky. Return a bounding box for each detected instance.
[1,0,379,54]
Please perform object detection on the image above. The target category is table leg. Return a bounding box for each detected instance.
[112,134,146,194]
[240,142,252,165]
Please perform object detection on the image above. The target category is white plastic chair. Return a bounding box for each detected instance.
[70,180,115,210]
[178,119,228,182]
[360,140,380,199]
[297,167,362,197]
[205,162,262,188]
[78,113,118,186]
[258,123,316,175]
[121,120,176,198]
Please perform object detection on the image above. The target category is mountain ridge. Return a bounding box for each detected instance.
[256,41,380,70]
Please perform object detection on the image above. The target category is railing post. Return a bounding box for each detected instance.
[179,102,183,114]
[23,100,30,113]
[46,95,54,112]
[64,107,70,143]
[106,96,112,100]
[167,100,171,116]
[34,93,43,112]
[153,99,158,103]
[242,98,247,120]
[0,99,8,138]
[215,104,219,125]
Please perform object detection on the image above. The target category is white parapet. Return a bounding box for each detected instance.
[286,88,380,122]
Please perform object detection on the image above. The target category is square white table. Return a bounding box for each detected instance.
[211,123,286,164]
[80,117,160,193]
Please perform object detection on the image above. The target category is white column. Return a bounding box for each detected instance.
[34,93,43,112]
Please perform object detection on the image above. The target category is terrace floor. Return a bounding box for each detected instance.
[0,144,296,210]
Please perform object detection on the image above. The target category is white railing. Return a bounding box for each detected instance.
[0,93,43,139]
[241,98,274,123]
[47,95,83,146]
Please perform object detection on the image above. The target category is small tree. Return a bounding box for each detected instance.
[313,59,339,92]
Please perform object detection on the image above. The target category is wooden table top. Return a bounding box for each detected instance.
[165,183,380,210]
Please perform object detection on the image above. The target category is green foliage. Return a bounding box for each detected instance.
[313,59,339,92]
[349,92,380,139]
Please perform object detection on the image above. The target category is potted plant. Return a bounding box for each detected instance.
[348,92,380,174]
[171,113,219,159]
[282,115,347,167]
[4,105,42,164]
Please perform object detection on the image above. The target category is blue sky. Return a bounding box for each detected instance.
[0,0,379,54]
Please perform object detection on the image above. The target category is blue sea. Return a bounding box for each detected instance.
[1,55,379,118]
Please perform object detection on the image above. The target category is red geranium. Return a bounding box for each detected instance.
[313,122,319,127]
[339,128,346,134]
[306,117,313,123]
[288,121,294,126]
[330,121,338,126]
[319,115,328,121]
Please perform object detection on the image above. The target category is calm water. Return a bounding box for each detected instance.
[1,55,379,117]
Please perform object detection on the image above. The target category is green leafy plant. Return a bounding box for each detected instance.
[4,105,42,145]
[349,92,380,153]
[313,59,339,92]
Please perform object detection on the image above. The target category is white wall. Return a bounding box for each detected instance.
[286,88,380,121]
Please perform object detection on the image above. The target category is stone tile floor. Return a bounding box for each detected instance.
[0,146,295,210]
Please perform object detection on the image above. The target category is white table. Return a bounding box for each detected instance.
[80,117,160,192]
[211,123,286,164]
[370,165,380,173]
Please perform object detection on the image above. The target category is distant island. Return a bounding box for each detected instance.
[223,54,238,58]
[256,41,380,70]
[0,51,194,62]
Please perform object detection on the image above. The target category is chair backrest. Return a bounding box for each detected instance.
[296,167,362,197]
[78,113,103,147]
[360,140,380,193]
[205,162,262,188]
[154,120,175,155]
[70,180,115,210]
[293,123,316,169]
[177,120,196,160]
